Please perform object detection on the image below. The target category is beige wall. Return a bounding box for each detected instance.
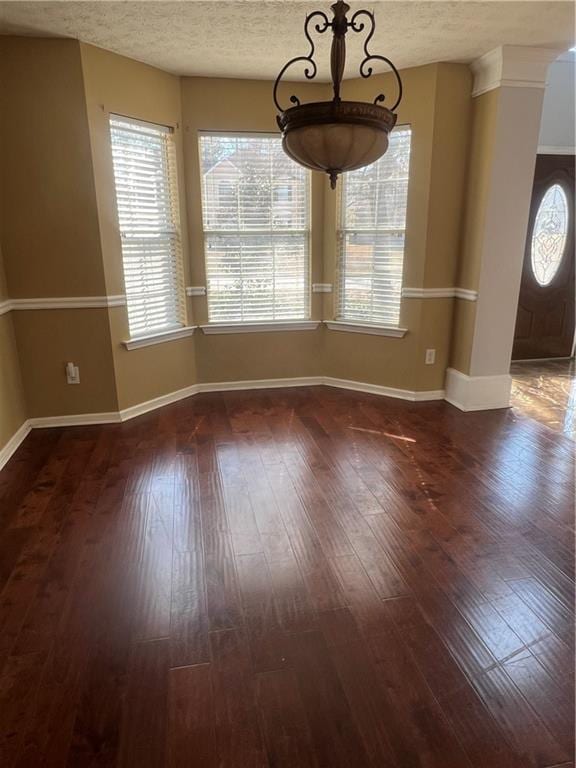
[0,37,480,432]
[182,66,471,390]
[449,88,499,374]
[80,43,197,410]
[0,38,118,418]
[324,64,472,391]
[0,312,27,449]
[1,38,106,298]
[181,76,328,383]
[0,250,27,450]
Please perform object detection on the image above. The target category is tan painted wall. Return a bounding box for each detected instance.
[1,38,106,298]
[80,43,197,410]
[0,44,27,451]
[180,76,328,384]
[182,66,471,390]
[0,312,27,449]
[0,250,27,450]
[324,64,472,391]
[449,88,499,374]
[0,38,477,423]
[0,38,118,417]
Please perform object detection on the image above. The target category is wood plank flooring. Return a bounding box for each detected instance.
[0,386,574,767]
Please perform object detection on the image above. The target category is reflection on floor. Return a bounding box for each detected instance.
[0,387,574,767]
[510,358,576,438]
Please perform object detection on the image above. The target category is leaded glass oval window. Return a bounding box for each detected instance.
[531,183,569,286]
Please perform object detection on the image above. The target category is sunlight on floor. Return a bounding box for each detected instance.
[510,359,575,439]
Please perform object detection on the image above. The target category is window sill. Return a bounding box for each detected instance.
[325,321,407,338]
[200,320,321,335]
[122,325,197,350]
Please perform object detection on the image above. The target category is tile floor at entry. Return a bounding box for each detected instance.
[510,358,575,438]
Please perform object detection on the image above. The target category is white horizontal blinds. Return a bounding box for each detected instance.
[199,134,310,323]
[110,115,185,338]
[338,127,412,326]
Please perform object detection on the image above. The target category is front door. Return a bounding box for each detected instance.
[512,154,575,361]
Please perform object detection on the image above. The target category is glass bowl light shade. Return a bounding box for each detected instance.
[273,1,403,189]
[278,100,397,188]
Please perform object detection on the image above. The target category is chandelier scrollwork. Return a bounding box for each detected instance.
[273,1,403,188]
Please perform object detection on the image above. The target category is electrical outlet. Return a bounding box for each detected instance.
[425,349,436,365]
[66,362,80,384]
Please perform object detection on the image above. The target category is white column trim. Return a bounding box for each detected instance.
[537,145,576,155]
[445,368,512,411]
[471,45,559,98]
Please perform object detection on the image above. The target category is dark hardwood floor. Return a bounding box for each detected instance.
[0,386,574,767]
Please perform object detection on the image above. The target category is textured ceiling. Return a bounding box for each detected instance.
[0,1,573,80]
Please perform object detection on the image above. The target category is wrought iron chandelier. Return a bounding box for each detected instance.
[274,0,403,189]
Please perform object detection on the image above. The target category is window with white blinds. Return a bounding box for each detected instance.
[337,126,411,327]
[199,134,310,323]
[110,115,185,338]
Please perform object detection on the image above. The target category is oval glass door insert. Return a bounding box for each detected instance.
[531,183,569,286]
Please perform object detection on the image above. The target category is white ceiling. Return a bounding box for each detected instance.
[0,1,573,81]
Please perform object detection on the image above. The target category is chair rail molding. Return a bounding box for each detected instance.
[9,295,127,310]
[402,287,478,301]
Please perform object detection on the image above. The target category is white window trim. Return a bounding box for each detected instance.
[200,320,320,335]
[199,132,312,326]
[325,320,407,338]
[122,325,196,350]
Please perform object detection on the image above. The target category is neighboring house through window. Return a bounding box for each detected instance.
[199,133,310,323]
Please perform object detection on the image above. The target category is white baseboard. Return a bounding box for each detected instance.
[0,376,450,467]
[29,412,121,428]
[324,376,445,402]
[197,376,324,393]
[119,385,199,421]
[0,421,32,471]
[445,368,512,411]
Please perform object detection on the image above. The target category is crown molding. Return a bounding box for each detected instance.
[471,45,559,98]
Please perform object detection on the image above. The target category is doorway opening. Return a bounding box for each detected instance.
[510,51,575,436]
